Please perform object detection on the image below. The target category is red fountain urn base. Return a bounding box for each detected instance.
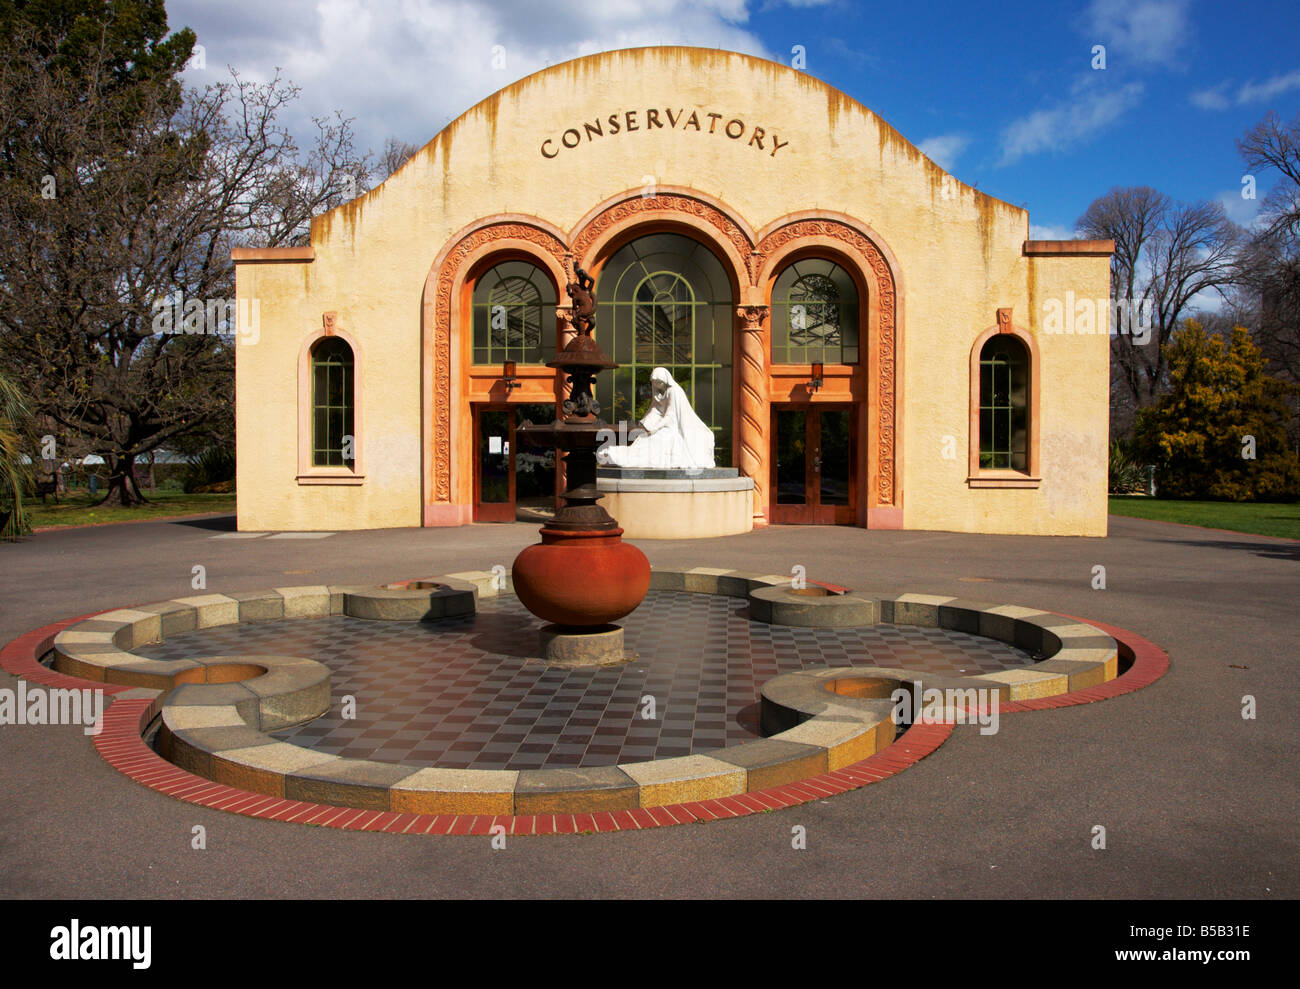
[511,526,650,627]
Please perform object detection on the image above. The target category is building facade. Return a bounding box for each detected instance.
[234,47,1113,536]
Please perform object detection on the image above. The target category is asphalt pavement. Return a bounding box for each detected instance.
[0,513,1295,898]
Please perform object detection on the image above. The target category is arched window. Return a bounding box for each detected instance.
[472,260,557,365]
[311,336,355,468]
[978,336,1029,470]
[771,258,860,364]
[595,233,734,463]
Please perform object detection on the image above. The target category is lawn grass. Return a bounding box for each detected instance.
[26,490,236,529]
[1109,496,1300,540]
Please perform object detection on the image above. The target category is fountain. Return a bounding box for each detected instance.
[509,264,651,665]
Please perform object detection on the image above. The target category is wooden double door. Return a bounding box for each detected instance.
[769,405,857,524]
[473,404,558,522]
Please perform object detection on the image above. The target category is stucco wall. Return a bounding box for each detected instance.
[906,254,1112,536]
[235,46,1109,535]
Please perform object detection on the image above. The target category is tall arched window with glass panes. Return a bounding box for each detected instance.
[471,260,557,366]
[978,336,1029,470]
[311,336,355,468]
[770,258,860,365]
[594,234,734,463]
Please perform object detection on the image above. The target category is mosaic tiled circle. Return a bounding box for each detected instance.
[135,590,1034,770]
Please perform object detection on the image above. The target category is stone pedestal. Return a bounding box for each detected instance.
[596,467,755,539]
[539,623,629,666]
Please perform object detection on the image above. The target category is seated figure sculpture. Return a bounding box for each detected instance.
[597,367,715,469]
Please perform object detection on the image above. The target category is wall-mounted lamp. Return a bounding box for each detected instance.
[503,360,521,394]
[809,361,825,394]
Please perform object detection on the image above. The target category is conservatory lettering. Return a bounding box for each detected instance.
[540,108,790,159]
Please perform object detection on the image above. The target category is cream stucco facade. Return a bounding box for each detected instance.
[235,46,1112,536]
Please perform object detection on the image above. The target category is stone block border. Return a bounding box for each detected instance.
[0,569,1161,831]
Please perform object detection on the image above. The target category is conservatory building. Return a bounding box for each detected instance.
[233,47,1113,536]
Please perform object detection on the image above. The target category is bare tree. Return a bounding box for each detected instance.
[1238,110,1300,245]
[1077,187,1240,412]
[1236,110,1300,448]
[378,136,419,180]
[0,21,368,504]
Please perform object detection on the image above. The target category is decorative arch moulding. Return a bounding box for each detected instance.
[753,217,899,509]
[425,220,569,508]
[569,191,758,284]
[422,193,901,519]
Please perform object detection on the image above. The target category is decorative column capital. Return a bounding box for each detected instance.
[736,305,769,329]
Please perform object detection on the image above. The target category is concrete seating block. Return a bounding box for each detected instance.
[285,759,413,811]
[618,754,745,807]
[391,768,519,816]
[172,595,239,629]
[94,609,163,649]
[513,766,640,814]
[775,717,880,770]
[137,601,198,636]
[890,594,955,627]
[980,668,1071,700]
[226,591,285,623]
[705,738,828,791]
[274,586,332,619]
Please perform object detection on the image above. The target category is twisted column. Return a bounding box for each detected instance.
[736,305,770,523]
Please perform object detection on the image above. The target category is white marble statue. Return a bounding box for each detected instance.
[597,367,715,469]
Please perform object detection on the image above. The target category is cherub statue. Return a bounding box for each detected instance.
[566,264,596,335]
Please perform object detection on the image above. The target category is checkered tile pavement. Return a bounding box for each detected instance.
[136,591,1032,770]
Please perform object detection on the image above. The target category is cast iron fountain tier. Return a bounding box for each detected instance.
[511,265,651,665]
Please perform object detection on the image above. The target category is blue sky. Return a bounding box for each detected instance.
[170,0,1299,239]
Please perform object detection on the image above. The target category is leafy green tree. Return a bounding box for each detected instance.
[1135,320,1300,500]
[0,1,366,505]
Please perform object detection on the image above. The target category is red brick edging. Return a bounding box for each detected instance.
[1,609,1168,834]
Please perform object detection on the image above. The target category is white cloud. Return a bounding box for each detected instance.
[168,0,780,156]
[916,133,970,171]
[1185,286,1226,315]
[1237,69,1300,104]
[1217,188,1260,227]
[1190,84,1231,110]
[1028,223,1076,241]
[998,79,1144,166]
[1190,69,1300,110]
[1080,0,1191,68]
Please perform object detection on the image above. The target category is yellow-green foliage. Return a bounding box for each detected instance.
[1,370,34,540]
[1136,320,1300,500]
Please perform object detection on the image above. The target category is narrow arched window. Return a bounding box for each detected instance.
[771,259,860,364]
[472,260,557,365]
[311,336,354,468]
[979,336,1028,470]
